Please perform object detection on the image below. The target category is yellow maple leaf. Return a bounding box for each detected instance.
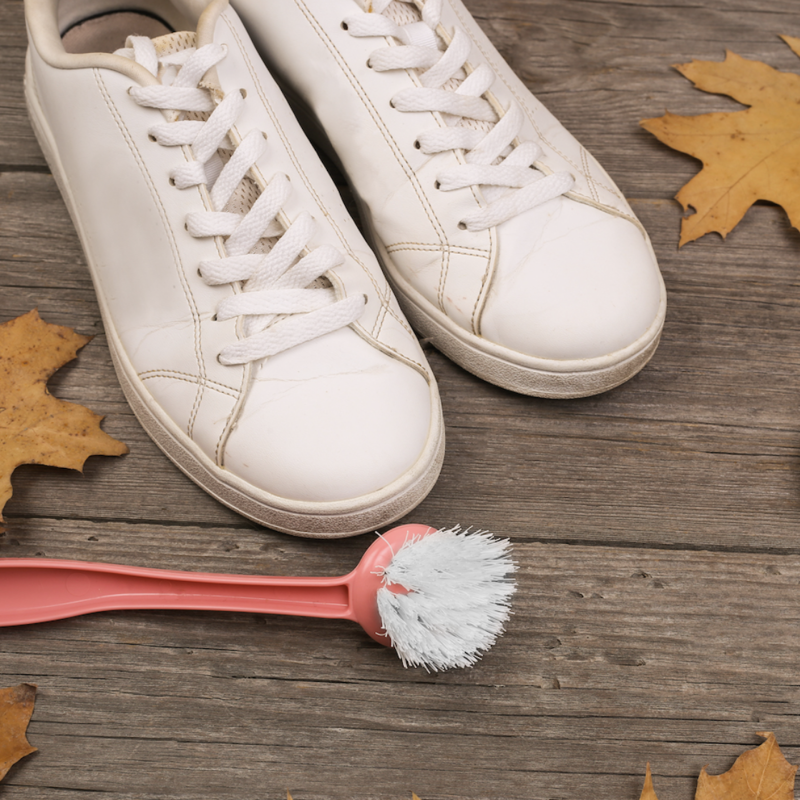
[0,310,128,529]
[641,36,800,246]
[0,684,37,782]
[696,732,797,800]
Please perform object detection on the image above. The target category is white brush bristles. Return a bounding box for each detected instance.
[376,526,516,671]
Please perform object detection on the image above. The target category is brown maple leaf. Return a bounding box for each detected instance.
[641,36,800,246]
[0,684,37,782]
[638,763,661,800]
[0,310,128,529]
[696,732,797,800]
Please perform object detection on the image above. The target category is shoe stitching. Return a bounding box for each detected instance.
[372,280,391,338]
[447,0,626,206]
[94,68,208,438]
[221,11,427,376]
[387,242,492,334]
[470,223,496,336]
[436,237,451,314]
[375,282,413,342]
[580,145,599,204]
[385,300,416,338]
[387,242,490,257]
[139,369,240,399]
[215,361,252,468]
[377,275,416,338]
[187,381,205,439]
[365,263,416,340]
[289,2,456,314]
[373,289,389,338]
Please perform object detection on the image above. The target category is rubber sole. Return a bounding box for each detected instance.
[24,56,445,537]
[375,236,666,399]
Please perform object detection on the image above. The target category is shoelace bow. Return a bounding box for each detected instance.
[344,0,575,231]
[122,37,364,366]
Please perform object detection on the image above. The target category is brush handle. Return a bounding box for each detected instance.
[0,559,357,627]
[0,525,436,648]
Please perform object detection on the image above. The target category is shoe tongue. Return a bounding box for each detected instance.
[151,30,196,59]
[382,0,423,26]
[150,0,228,86]
[123,0,221,64]
[381,1,494,135]
[118,31,197,86]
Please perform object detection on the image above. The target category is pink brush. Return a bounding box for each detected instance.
[0,524,515,671]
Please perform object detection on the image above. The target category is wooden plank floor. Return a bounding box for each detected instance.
[3,0,800,798]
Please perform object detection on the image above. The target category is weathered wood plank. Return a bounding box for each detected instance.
[0,0,47,168]
[4,1,800,799]
[3,530,800,799]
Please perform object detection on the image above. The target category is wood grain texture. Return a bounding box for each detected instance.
[3,0,800,798]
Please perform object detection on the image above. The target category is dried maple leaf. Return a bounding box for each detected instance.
[696,732,796,800]
[641,37,800,246]
[638,763,660,800]
[0,310,128,529]
[0,684,37,782]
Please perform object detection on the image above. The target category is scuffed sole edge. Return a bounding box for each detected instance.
[110,333,445,537]
[376,240,666,399]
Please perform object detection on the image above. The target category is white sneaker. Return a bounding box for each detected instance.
[232,0,667,398]
[24,0,444,536]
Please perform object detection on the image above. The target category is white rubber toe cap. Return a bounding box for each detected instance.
[480,197,665,362]
[223,326,433,503]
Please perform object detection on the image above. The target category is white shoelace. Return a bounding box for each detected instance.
[344,0,575,231]
[120,37,364,365]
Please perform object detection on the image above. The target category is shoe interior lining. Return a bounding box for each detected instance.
[62,10,173,54]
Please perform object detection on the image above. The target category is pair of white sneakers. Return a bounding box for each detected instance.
[24,0,667,537]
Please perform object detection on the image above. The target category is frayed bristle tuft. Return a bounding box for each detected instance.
[376,526,516,671]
